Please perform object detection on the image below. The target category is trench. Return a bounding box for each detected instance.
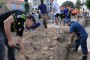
[4,15,89,60]
[15,17,89,60]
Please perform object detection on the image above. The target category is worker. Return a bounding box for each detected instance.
[64,19,88,60]
[0,10,39,60]
[38,1,47,28]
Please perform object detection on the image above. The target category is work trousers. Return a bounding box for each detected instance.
[75,34,88,55]
[0,27,15,60]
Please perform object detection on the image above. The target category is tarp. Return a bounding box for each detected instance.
[72,10,80,14]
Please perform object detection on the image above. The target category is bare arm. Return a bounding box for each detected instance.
[4,15,29,58]
[4,15,15,47]
[17,36,28,58]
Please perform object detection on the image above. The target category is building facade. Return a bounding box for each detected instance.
[6,0,25,10]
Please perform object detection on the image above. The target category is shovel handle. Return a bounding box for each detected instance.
[14,44,31,60]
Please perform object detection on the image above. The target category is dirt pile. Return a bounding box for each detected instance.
[15,18,89,60]
[16,28,71,60]
[67,50,90,60]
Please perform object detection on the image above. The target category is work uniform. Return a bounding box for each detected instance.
[70,21,88,55]
[0,10,26,60]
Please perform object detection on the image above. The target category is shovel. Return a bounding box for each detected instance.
[14,44,31,60]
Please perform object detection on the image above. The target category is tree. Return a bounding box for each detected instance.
[24,2,30,13]
[62,1,74,8]
[24,0,28,2]
[0,0,8,9]
[75,0,82,10]
[24,0,30,14]
[86,0,90,10]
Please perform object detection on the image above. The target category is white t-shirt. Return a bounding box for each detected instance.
[52,1,61,15]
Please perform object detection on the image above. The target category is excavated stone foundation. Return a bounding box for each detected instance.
[15,18,87,60]
[16,28,71,60]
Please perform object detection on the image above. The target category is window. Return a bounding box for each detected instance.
[19,5,24,11]
[11,4,17,10]
[50,3,52,6]
[34,0,36,1]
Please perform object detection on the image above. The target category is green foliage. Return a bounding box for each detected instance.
[0,0,8,9]
[62,1,74,8]
[86,0,90,10]
[75,0,82,9]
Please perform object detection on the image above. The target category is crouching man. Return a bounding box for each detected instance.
[0,10,39,60]
[64,19,88,60]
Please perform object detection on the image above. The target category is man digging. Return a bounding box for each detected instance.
[0,10,40,60]
[64,19,88,60]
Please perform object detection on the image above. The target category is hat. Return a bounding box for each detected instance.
[64,19,71,23]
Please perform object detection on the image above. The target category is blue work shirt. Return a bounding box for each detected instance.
[38,4,47,14]
[70,21,87,37]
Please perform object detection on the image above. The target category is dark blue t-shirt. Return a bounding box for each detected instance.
[64,8,69,18]
[38,4,47,14]
[70,21,87,37]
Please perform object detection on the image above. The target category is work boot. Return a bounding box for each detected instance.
[73,48,78,52]
[71,47,78,53]
[79,55,87,60]
[82,55,87,60]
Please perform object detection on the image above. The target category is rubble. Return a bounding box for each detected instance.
[15,18,89,60]
[16,28,71,60]
[3,17,87,60]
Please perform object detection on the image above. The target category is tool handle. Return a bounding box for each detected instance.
[14,44,31,60]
